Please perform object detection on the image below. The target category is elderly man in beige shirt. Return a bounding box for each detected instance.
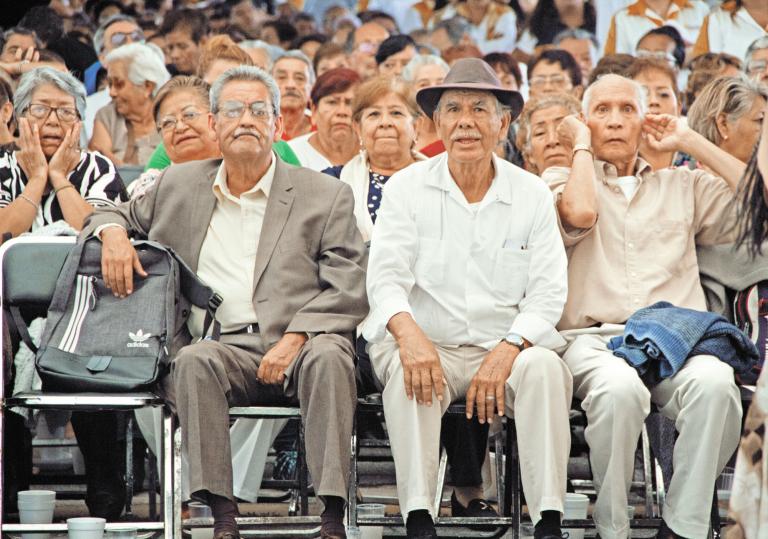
[543,74,746,539]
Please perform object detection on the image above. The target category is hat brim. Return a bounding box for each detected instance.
[416,83,524,121]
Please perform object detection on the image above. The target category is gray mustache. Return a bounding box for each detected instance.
[451,131,482,141]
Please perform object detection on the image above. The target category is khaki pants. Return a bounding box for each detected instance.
[169,332,357,503]
[561,330,742,539]
[370,341,573,524]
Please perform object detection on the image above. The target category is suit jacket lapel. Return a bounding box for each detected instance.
[252,159,294,289]
[186,160,220,273]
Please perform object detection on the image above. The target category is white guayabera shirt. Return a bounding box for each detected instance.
[363,152,568,351]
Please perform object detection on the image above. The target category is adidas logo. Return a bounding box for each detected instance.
[127,329,151,348]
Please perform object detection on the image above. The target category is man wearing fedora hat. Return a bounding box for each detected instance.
[363,58,573,539]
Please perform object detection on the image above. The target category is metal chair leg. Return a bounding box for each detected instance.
[433,449,448,516]
[298,421,308,516]
[494,429,505,515]
[641,424,654,518]
[148,451,158,520]
[347,412,358,528]
[506,419,520,539]
[162,408,174,539]
[172,420,182,539]
[125,415,135,517]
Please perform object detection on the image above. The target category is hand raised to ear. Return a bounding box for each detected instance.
[642,113,689,153]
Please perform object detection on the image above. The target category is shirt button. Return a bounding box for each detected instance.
[630,272,637,278]
[628,242,634,249]
[633,298,640,304]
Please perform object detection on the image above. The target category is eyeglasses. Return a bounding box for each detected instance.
[158,109,204,132]
[109,30,144,48]
[26,103,79,123]
[748,60,768,74]
[529,74,569,87]
[217,100,272,121]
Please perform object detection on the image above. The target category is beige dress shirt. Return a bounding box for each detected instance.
[188,155,276,338]
[543,159,736,331]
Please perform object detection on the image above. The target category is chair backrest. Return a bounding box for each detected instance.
[1,237,75,309]
[116,166,144,189]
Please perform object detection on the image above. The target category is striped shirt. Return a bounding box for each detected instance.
[0,150,127,231]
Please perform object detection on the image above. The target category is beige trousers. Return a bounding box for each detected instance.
[370,341,573,524]
[561,330,742,539]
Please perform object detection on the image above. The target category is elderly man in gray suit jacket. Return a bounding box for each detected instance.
[82,66,368,539]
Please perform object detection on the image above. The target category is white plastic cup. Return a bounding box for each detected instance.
[345,526,362,539]
[627,505,636,519]
[357,503,385,539]
[188,502,214,538]
[563,493,589,539]
[18,490,56,539]
[67,517,106,539]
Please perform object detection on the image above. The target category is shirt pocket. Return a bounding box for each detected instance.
[493,247,532,305]
[413,237,446,288]
[653,219,695,276]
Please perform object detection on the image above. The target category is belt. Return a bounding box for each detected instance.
[223,323,259,335]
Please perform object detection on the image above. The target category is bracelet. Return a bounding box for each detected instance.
[572,143,593,156]
[18,194,39,210]
[54,184,76,195]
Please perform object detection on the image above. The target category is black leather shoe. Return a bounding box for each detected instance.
[406,510,437,539]
[451,491,499,530]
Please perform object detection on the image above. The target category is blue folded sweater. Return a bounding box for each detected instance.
[608,301,759,386]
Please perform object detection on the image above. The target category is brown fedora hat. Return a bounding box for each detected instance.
[416,58,524,120]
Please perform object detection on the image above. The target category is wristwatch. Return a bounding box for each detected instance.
[502,333,526,351]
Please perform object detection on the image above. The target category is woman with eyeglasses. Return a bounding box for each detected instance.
[0,67,129,521]
[0,67,127,236]
[127,76,220,197]
[89,42,170,167]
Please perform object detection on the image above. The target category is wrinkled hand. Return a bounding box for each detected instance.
[643,113,689,153]
[48,122,82,184]
[258,333,308,385]
[100,226,147,298]
[557,115,591,149]
[15,118,48,183]
[466,342,519,424]
[398,327,445,405]
[0,47,40,76]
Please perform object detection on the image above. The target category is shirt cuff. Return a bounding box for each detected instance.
[509,312,565,350]
[93,223,125,240]
[362,296,413,343]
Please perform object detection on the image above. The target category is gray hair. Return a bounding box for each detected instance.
[745,36,768,67]
[582,74,647,118]
[105,42,171,98]
[239,40,281,70]
[2,27,42,51]
[687,75,768,144]
[93,14,138,55]
[431,17,470,48]
[273,50,316,85]
[14,67,86,120]
[553,28,599,60]
[209,65,281,116]
[401,54,449,82]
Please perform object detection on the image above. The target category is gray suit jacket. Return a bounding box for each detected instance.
[82,157,369,348]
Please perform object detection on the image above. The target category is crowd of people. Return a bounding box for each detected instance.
[1,0,768,538]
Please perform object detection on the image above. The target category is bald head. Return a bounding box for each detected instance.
[583,74,647,118]
[353,22,390,50]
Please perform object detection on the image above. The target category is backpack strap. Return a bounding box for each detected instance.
[8,306,36,353]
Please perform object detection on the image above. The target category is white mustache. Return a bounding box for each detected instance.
[451,131,482,141]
